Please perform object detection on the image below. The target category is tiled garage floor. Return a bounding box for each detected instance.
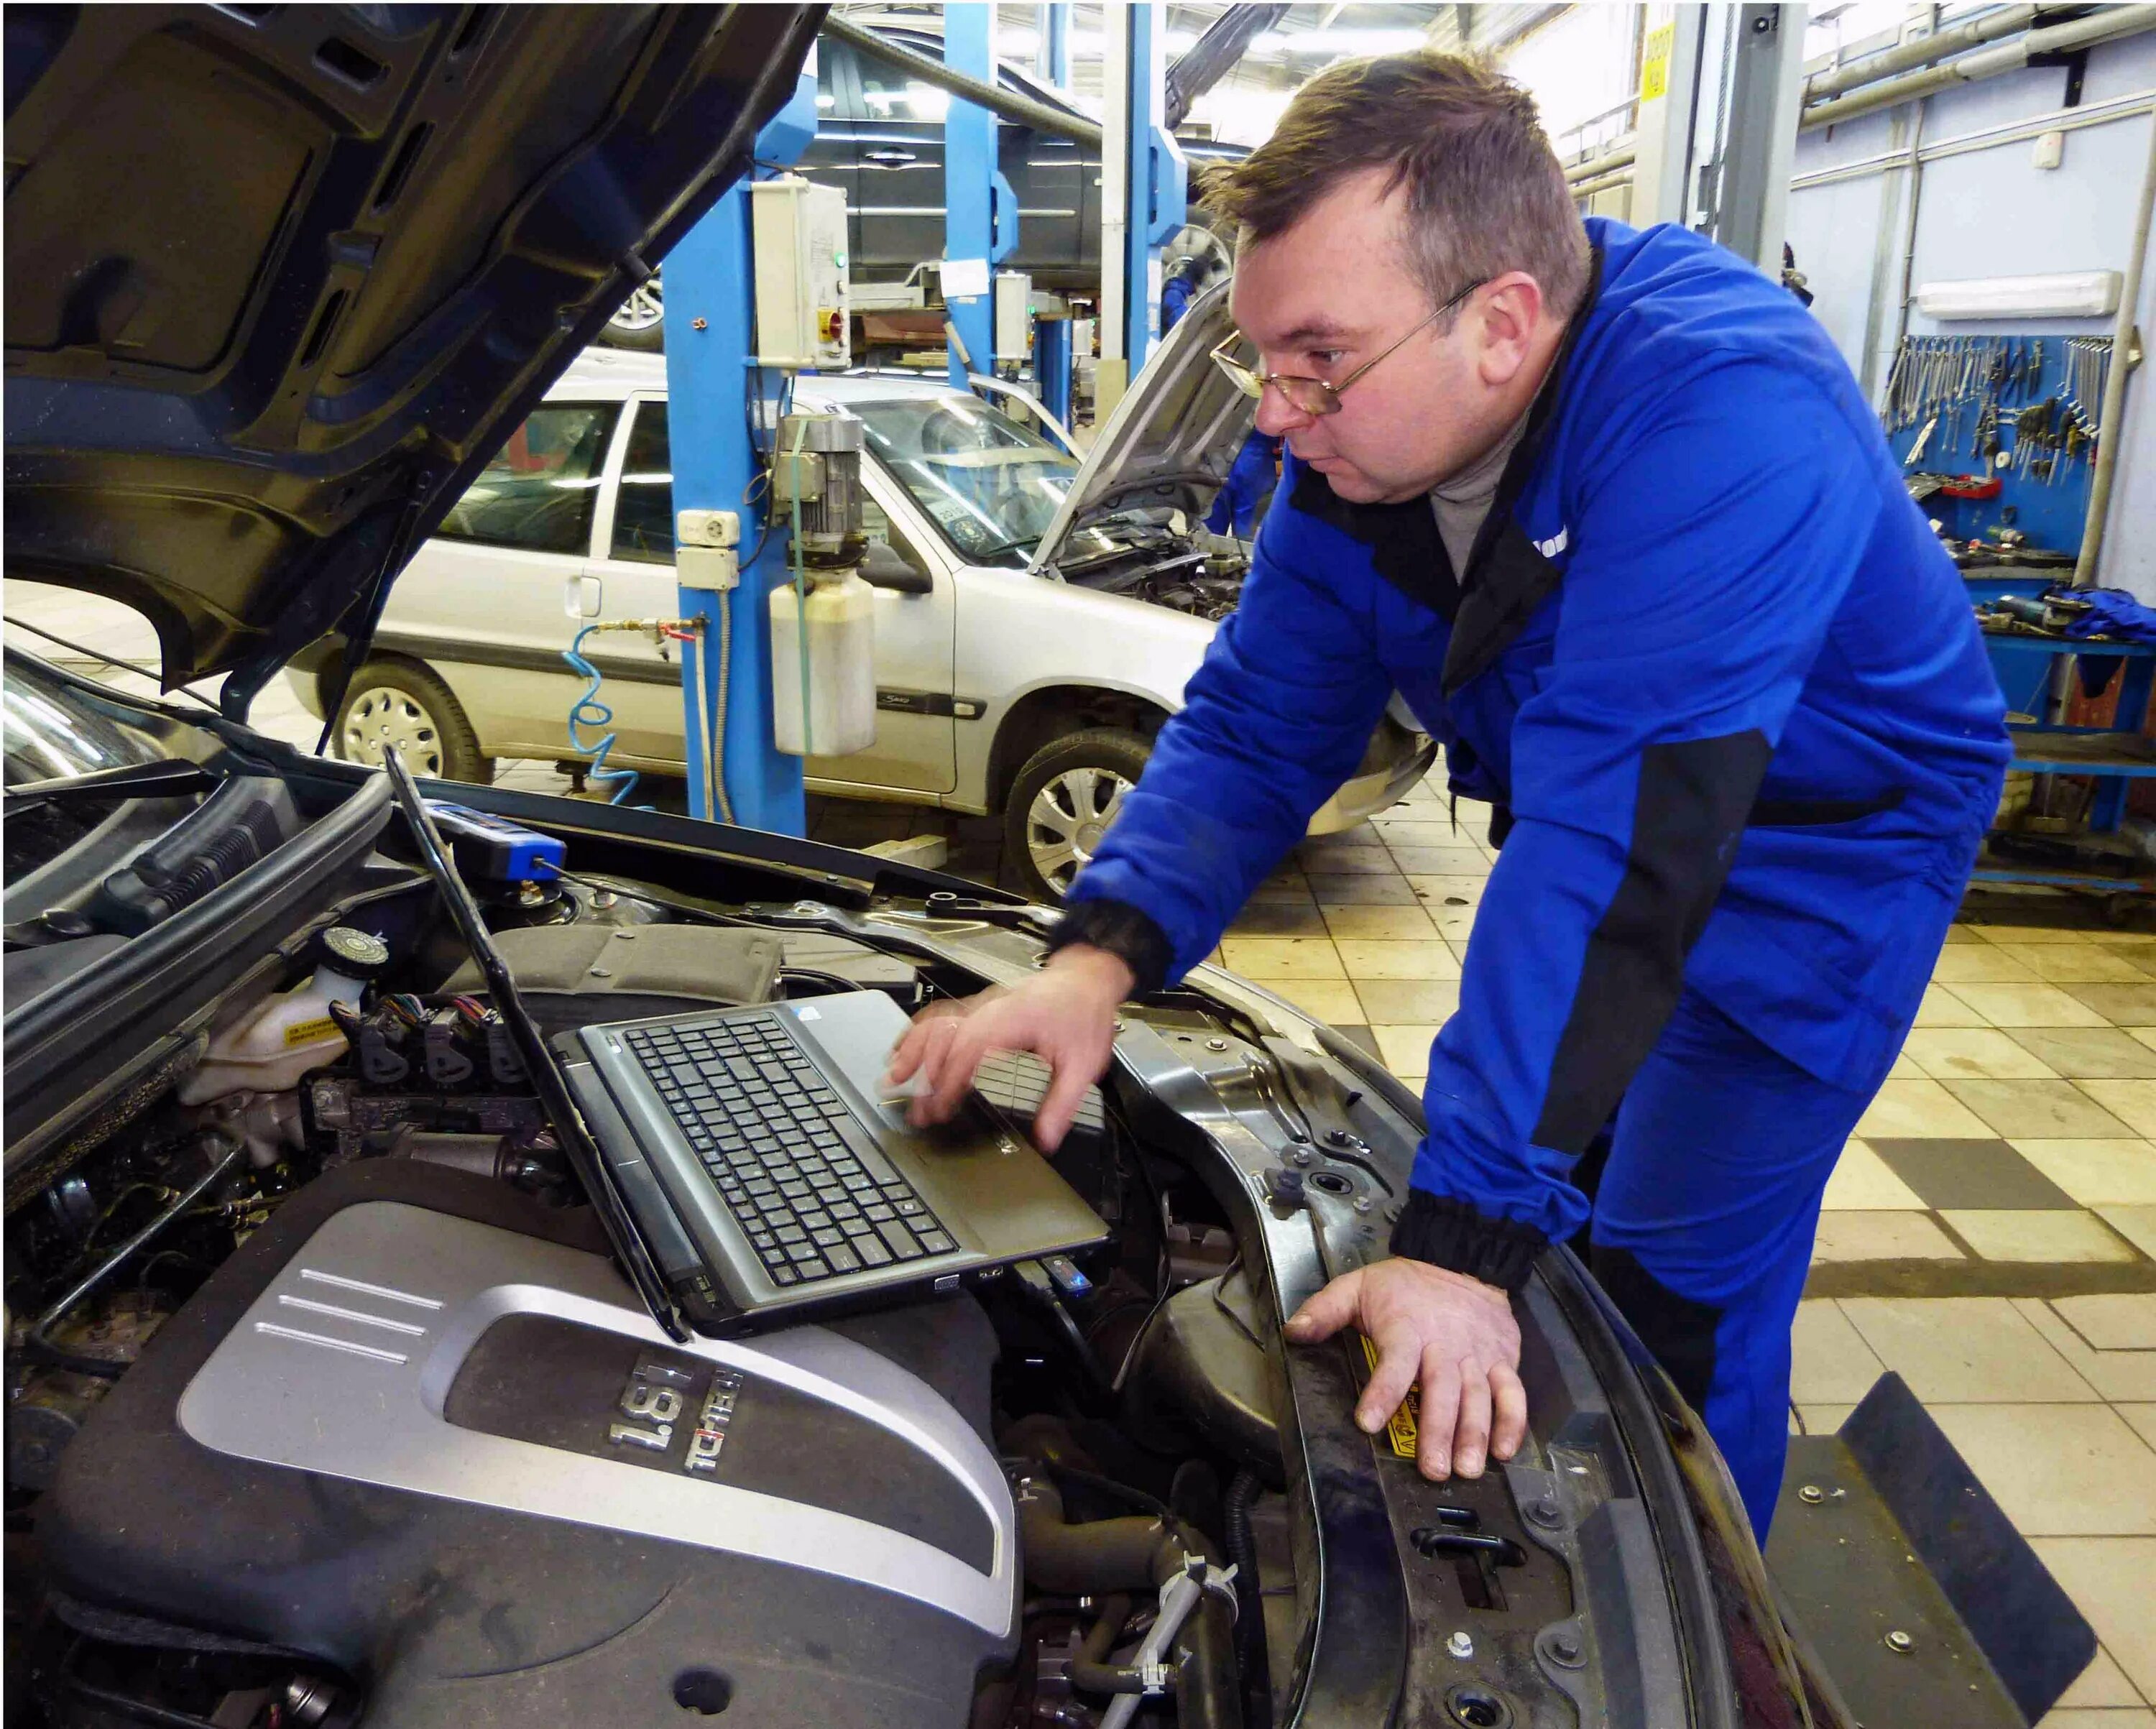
[11,597,2152,1723]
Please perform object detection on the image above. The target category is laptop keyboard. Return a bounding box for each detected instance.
[624,1014,957,1287]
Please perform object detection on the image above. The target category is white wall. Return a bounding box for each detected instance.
[1788,29,2156,596]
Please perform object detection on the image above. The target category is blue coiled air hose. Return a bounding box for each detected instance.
[563,622,639,805]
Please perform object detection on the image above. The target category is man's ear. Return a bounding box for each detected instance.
[1474,272,1546,387]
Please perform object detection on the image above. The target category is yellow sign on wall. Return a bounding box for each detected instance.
[1641,22,1674,103]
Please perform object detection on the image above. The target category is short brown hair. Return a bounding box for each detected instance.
[1202,50,1591,321]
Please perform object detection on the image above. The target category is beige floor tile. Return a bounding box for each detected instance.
[1855,1078,1997,1138]
[1354,979,1464,1023]
[2010,1029,2156,1079]
[2068,985,2156,1026]
[1789,1300,1889,1402]
[1841,1297,2099,1401]
[1320,904,1440,941]
[1947,983,2110,1028]
[1932,945,2043,983]
[1795,1403,1858,1434]
[2086,931,2156,946]
[1821,1140,1928,1209]
[2039,1708,2156,1727]
[1971,924,2100,944]
[1369,820,1476,848]
[1942,1210,2139,1263]
[1247,875,1315,905]
[1388,846,1495,875]
[1811,1212,1964,1261]
[2017,1299,2156,1401]
[1293,845,1399,875]
[1309,875,1420,905]
[2050,1642,2147,1710]
[2054,1295,2156,1350]
[1904,1028,2060,1080]
[1913,983,1993,1028]
[1219,938,1345,981]
[2012,1141,2156,1207]
[2080,1082,2156,1139]
[1227,904,1332,940]
[2121,1406,2156,1452]
[1260,978,1365,1026]
[2028,1537,2156,1701]
[1942,923,1991,944]
[1929,1404,2156,1535]
[2129,1028,2156,1056]
[1404,873,1488,902]
[1335,940,1461,982]
[2098,1206,2156,1259]
[1372,1025,1439,1079]
[1946,1079,2136,1138]
[1887,1053,1926,1079]
[1992,945,2156,983]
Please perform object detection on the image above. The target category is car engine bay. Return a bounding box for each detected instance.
[1055,509,1250,623]
[3,699,1737,1729]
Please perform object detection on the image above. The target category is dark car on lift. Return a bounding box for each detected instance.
[3,9,2093,1729]
[602,22,1238,351]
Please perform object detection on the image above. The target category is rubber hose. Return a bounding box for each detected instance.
[1067,1592,1152,1697]
[1015,1477,1164,1594]
[1223,1469,1271,1729]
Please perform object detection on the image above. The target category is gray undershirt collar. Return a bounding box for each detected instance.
[1429,409,1531,578]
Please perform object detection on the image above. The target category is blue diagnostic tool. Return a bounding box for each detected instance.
[427,803,566,885]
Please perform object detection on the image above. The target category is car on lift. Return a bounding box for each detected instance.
[600,22,1240,351]
[6,10,2081,1729]
[281,310,1434,903]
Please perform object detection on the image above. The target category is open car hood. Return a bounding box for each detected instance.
[4,4,821,706]
[1030,277,1255,573]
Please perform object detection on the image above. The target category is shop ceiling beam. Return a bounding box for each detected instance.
[1804,4,2037,104]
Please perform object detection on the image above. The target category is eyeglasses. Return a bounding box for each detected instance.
[1210,277,1490,418]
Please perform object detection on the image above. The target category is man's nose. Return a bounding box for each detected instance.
[1253,380,1315,440]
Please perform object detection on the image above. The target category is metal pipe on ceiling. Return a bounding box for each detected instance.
[1568,167,1634,200]
[1801,5,2156,131]
[1565,145,1636,185]
[1802,4,2037,104]
[823,14,1105,148]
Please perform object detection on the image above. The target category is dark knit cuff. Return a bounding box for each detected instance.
[1390,1190,1547,1294]
[1044,897,1175,997]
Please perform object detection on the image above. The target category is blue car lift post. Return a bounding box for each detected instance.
[1099,5,1187,417]
[1031,4,1074,428]
[943,6,1017,395]
[663,69,818,836]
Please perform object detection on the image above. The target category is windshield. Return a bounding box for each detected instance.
[849,396,1077,566]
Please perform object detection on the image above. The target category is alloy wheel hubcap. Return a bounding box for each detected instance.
[1026,767,1133,894]
[613,280,663,331]
[341,686,444,776]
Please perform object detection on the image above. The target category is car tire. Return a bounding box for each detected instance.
[599,275,664,351]
[1004,727,1151,903]
[332,660,494,785]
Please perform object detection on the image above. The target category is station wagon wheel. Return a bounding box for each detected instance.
[599,274,665,351]
[1004,727,1153,902]
[332,659,494,785]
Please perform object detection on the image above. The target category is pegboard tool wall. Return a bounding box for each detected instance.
[1885,333,2111,557]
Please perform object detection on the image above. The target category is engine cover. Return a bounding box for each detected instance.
[37,1161,1017,1727]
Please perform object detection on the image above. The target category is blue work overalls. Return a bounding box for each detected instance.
[1059,218,2012,1534]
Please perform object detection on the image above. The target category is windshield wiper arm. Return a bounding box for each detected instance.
[4,760,217,815]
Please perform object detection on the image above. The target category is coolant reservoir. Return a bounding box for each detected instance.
[178,926,387,1103]
[770,572,877,757]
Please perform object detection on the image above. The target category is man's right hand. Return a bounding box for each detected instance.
[883,945,1133,1152]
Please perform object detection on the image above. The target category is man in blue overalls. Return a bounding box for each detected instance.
[890,52,2009,1538]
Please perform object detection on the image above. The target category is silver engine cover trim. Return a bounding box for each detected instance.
[177,1202,1017,1637]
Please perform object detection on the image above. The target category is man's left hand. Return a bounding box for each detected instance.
[1286,1257,1528,1481]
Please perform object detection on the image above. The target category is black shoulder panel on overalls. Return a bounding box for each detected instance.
[1289,462,1460,622]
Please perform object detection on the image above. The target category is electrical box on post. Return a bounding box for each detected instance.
[994,272,1032,366]
[750,177,850,370]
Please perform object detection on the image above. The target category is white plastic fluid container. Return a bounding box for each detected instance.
[178,961,369,1103]
[770,572,877,757]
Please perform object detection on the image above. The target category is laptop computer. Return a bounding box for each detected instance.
[556,990,1111,1332]
[375,747,1106,1340]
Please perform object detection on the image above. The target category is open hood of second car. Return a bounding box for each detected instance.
[1031,277,1255,574]
[3,4,822,710]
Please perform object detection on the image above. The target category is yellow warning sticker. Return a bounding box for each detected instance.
[284,1015,341,1048]
[1641,22,1674,102]
[1360,1334,1420,1461]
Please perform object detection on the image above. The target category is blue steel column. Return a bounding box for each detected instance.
[1033,1,1074,427]
[664,70,817,834]
[945,7,1016,392]
[1120,6,1189,376]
